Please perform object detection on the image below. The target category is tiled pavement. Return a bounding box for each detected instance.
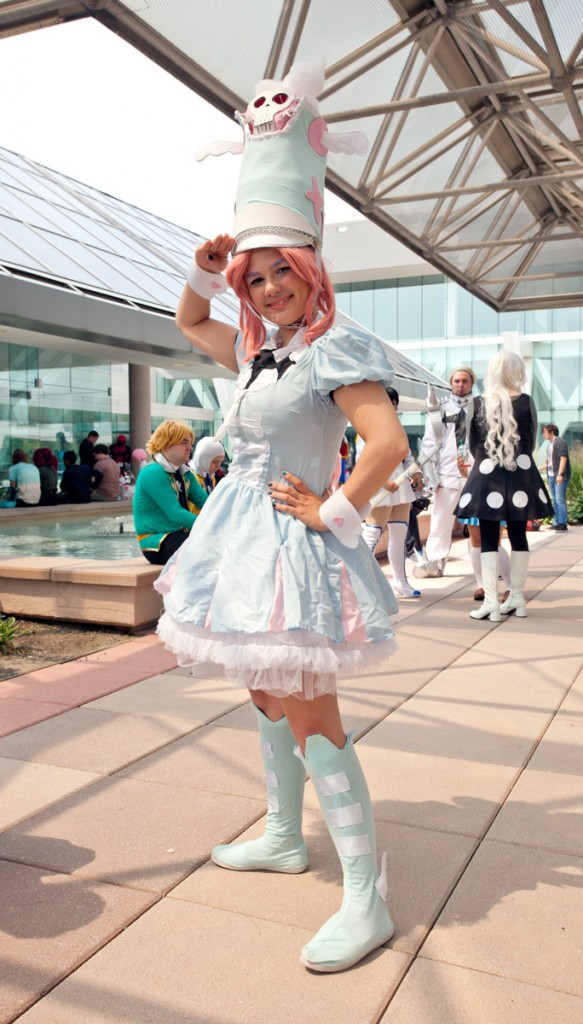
[0,528,582,1024]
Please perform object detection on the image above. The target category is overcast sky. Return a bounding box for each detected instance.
[0,17,360,237]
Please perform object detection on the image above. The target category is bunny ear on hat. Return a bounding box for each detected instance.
[231,60,367,256]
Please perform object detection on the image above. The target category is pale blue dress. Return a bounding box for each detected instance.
[156,323,398,700]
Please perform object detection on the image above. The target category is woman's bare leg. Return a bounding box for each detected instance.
[249,688,285,722]
[279,689,346,752]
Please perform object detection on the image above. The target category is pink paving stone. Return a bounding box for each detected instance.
[0,635,179,739]
[1,635,177,709]
[0,696,68,738]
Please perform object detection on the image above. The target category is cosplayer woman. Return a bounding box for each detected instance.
[361,386,422,599]
[156,62,408,973]
[454,351,551,621]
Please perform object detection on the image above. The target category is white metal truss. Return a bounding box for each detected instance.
[1,0,582,312]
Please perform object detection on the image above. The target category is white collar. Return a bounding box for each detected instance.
[261,326,310,363]
[450,393,472,409]
[154,452,188,475]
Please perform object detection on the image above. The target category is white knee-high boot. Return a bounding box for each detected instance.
[298,733,394,972]
[500,550,530,617]
[362,522,383,554]
[498,544,512,593]
[211,707,308,873]
[469,551,501,621]
[468,542,483,594]
[388,521,420,598]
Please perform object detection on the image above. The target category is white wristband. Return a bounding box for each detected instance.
[319,488,370,548]
[186,259,227,299]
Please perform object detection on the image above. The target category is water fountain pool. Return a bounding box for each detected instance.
[1,514,141,560]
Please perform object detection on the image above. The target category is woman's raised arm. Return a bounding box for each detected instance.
[176,234,239,374]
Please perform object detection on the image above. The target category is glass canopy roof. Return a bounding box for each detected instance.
[0,143,445,395]
[1,1,581,312]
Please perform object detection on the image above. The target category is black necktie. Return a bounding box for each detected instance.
[174,471,187,509]
[245,349,293,390]
[455,406,467,446]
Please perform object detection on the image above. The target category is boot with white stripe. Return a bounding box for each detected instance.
[298,733,394,972]
[211,707,308,873]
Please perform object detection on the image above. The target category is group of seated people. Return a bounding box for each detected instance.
[5,423,227,576]
[6,443,129,506]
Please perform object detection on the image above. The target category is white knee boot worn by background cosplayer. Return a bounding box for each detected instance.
[469,551,502,621]
[387,520,420,598]
[211,707,308,873]
[298,733,394,972]
[500,550,530,617]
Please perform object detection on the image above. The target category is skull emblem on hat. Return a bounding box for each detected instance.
[245,87,299,135]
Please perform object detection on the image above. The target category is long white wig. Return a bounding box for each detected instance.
[481,351,526,469]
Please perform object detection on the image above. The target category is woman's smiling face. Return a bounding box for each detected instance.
[245,249,311,340]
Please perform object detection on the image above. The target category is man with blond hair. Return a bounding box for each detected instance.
[133,420,209,564]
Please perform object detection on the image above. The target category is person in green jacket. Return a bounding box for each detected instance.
[133,420,208,565]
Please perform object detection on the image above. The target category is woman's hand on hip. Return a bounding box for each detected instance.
[269,472,326,532]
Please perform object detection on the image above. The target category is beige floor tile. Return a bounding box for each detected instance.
[359,698,549,767]
[421,840,583,996]
[15,898,410,1024]
[337,668,424,737]
[559,667,583,714]
[486,767,583,856]
[380,958,583,1024]
[213,701,257,730]
[528,716,583,775]
[0,707,193,774]
[338,743,520,837]
[119,724,266,798]
[0,776,263,893]
[0,860,154,1024]
[0,757,99,831]
[171,809,476,956]
[422,648,578,712]
[86,669,249,727]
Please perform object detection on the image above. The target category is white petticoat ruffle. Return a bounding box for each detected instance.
[157,612,397,701]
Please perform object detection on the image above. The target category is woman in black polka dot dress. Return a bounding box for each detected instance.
[454,351,551,621]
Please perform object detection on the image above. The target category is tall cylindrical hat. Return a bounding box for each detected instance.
[227,61,367,254]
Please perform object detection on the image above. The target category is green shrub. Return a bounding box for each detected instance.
[0,615,31,655]
[567,444,583,523]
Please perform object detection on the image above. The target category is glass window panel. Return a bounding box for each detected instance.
[334,287,351,319]
[472,294,498,336]
[422,277,446,340]
[421,346,447,381]
[0,222,48,269]
[471,343,500,391]
[499,309,525,333]
[397,277,422,341]
[0,217,105,283]
[350,283,375,332]
[374,281,398,342]
[446,280,472,337]
[552,341,581,409]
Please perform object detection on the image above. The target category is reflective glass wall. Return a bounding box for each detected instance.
[336,277,583,446]
[0,339,221,481]
[0,340,115,477]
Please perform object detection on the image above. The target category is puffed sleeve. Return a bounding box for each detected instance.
[311,326,395,406]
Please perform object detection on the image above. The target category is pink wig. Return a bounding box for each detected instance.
[225,246,336,359]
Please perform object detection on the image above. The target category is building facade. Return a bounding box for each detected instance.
[325,220,583,447]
